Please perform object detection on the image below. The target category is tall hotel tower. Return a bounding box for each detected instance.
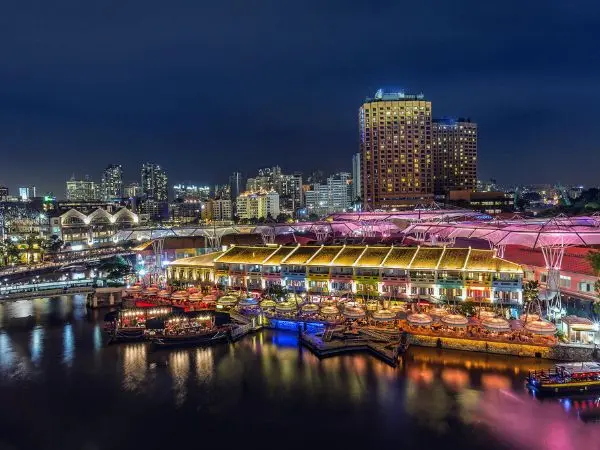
[359,89,433,210]
[432,118,477,194]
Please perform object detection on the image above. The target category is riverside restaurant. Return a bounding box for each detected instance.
[165,244,524,305]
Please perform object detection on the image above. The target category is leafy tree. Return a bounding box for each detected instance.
[592,280,600,320]
[458,301,477,317]
[523,280,540,302]
[587,251,600,275]
[276,213,291,223]
[99,256,132,280]
[267,283,288,299]
[43,234,64,253]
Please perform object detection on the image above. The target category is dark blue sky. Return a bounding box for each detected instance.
[1,0,599,195]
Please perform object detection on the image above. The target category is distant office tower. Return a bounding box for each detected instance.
[101,164,123,200]
[18,185,36,201]
[124,182,141,198]
[229,172,244,201]
[141,163,168,201]
[236,191,280,220]
[305,172,352,217]
[359,88,432,210]
[66,177,99,201]
[432,118,477,194]
[352,153,361,202]
[0,186,8,201]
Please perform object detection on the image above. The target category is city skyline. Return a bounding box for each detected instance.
[1,2,599,194]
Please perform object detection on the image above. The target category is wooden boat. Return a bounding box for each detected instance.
[150,327,230,348]
[527,362,600,394]
[147,311,232,348]
[104,306,180,343]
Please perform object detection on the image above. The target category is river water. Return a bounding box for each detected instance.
[1,295,599,450]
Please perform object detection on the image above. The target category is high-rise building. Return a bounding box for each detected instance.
[101,164,123,200]
[211,199,233,221]
[141,163,168,201]
[18,185,36,201]
[305,172,351,216]
[66,177,99,201]
[352,153,361,202]
[0,186,8,201]
[236,191,280,220]
[140,164,168,220]
[278,173,303,214]
[124,182,141,198]
[432,118,477,194]
[360,88,433,210]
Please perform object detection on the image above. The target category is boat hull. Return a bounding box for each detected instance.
[107,328,146,343]
[151,329,229,348]
[527,379,600,395]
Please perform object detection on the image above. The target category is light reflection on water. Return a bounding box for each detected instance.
[62,324,74,366]
[0,296,598,450]
[30,327,44,365]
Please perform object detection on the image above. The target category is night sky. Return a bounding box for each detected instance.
[1,1,599,195]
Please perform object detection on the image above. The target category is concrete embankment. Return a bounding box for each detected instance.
[408,333,596,361]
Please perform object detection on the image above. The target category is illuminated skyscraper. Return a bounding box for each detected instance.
[140,163,168,220]
[359,89,432,210]
[140,163,168,201]
[432,118,477,194]
[66,177,98,201]
[101,164,123,200]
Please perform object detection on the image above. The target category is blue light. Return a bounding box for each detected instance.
[271,332,298,348]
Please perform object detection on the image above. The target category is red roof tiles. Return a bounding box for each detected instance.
[504,246,596,276]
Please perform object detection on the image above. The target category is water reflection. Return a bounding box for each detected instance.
[0,296,598,450]
[62,324,74,366]
[30,327,44,365]
[169,351,189,407]
[195,348,213,384]
[93,324,102,353]
[0,331,14,373]
[122,343,147,392]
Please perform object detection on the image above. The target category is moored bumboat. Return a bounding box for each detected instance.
[527,362,600,395]
[147,311,232,349]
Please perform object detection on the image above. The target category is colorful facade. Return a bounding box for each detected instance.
[167,245,523,304]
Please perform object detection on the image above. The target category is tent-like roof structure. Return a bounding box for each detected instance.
[169,245,522,273]
[402,216,600,248]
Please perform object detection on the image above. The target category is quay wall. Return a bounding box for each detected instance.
[408,334,595,361]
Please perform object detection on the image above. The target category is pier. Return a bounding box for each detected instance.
[300,331,400,366]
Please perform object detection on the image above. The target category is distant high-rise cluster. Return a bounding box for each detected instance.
[305,172,352,216]
[243,166,303,215]
[359,88,477,210]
